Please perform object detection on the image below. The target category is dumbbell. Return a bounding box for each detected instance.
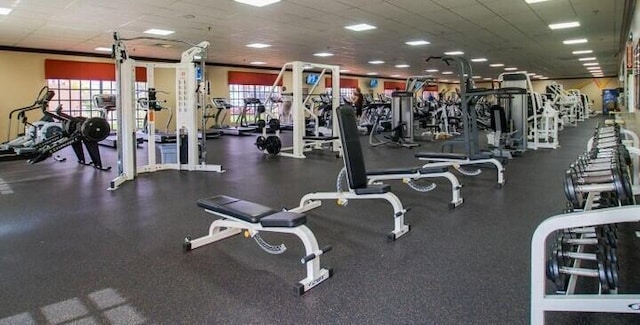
[546,250,618,292]
[563,166,632,209]
[557,228,617,248]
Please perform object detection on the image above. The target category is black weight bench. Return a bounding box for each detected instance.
[290,106,411,240]
[184,195,332,295]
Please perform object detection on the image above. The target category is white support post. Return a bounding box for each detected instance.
[291,61,305,159]
[109,54,137,190]
[146,65,156,166]
[331,66,341,153]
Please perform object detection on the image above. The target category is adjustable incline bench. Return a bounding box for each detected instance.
[290,106,411,240]
[183,195,332,295]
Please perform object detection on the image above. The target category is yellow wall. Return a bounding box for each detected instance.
[532,78,619,113]
[0,49,621,142]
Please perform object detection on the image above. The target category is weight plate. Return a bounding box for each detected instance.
[255,136,266,151]
[81,117,111,142]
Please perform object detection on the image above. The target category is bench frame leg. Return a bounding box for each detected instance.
[418,158,505,187]
[184,212,332,295]
[368,171,464,209]
[290,191,410,240]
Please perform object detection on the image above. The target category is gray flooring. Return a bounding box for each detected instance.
[1,118,639,324]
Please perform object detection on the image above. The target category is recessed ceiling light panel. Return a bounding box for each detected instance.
[250,61,267,65]
[578,57,596,61]
[471,58,488,62]
[583,62,599,66]
[234,0,281,7]
[95,47,112,52]
[525,0,551,3]
[246,43,271,48]
[0,7,12,15]
[313,52,334,57]
[442,71,453,75]
[426,69,439,73]
[504,67,518,71]
[368,60,385,64]
[144,29,175,36]
[366,72,378,75]
[444,51,464,55]
[395,64,410,68]
[405,40,430,46]
[490,63,505,67]
[563,38,588,45]
[549,21,580,30]
[345,23,377,31]
[572,50,593,54]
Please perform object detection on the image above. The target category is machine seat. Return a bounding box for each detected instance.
[198,195,307,227]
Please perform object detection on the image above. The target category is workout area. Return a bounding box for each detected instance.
[2,0,640,324]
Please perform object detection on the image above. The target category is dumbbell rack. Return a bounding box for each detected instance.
[531,194,640,324]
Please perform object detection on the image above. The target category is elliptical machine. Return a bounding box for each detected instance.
[1,87,63,154]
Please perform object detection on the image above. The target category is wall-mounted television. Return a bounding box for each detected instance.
[306,74,319,85]
[369,79,378,88]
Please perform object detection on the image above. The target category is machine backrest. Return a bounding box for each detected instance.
[336,106,368,190]
[490,105,507,132]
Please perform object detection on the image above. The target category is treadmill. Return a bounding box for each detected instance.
[94,94,144,147]
[210,98,255,136]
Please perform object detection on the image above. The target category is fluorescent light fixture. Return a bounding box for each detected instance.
[339,69,350,73]
[95,47,112,52]
[390,74,402,78]
[483,78,493,81]
[504,67,518,71]
[516,71,527,73]
[583,62,599,66]
[539,77,549,79]
[549,21,580,30]
[527,73,536,76]
[143,29,175,36]
[442,71,453,75]
[246,43,271,48]
[313,52,334,57]
[471,58,488,62]
[578,57,596,61]
[472,76,482,79]
[0,7,12,15]
[395,64,410,68]
[345,23,376,31]
[405,40,430,46]
[366,72,378,75]
[563,38,588,45]
[525,0,551,3]
[234,0,281,7]
[586,66,601,70]
[490,63,505,67]
[426,69,439,73]
[441,79,449,82]
[368,60,385,64]
[444,51,464,55]
[572,50,593,54]
[250,61,267,65]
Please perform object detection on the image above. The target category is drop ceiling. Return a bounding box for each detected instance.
[0,0,630,80]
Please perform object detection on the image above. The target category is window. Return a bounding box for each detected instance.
[46,79,147,130]
[326,88,355,103]
[228,84,279,123]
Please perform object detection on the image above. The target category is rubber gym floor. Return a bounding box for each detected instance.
[1,117,639,324]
